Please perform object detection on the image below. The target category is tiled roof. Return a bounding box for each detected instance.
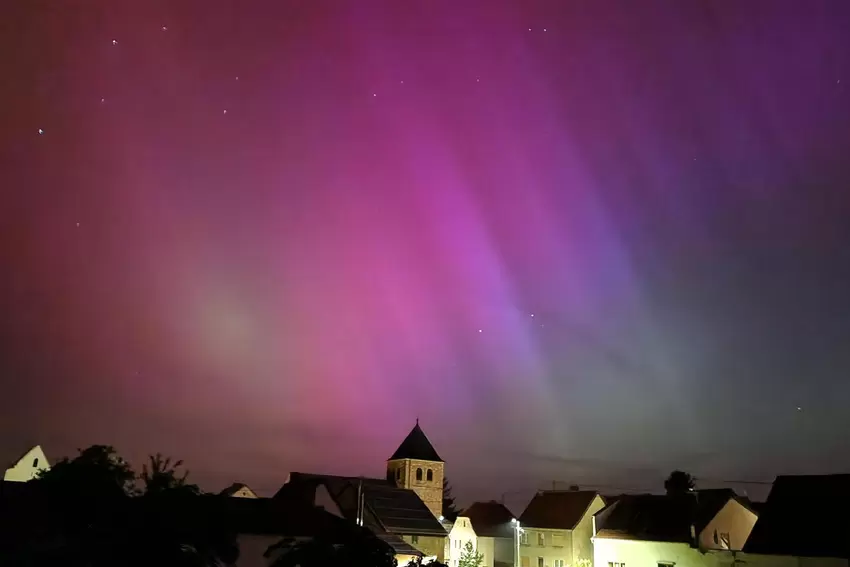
[278,472,447,538]
[519,490,599,530]
[744,474,850,558]
[388,422,443,462]
[462,501,516,538]
[593,494,696,543]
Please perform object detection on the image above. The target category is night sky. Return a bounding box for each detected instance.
[2,1,850,506]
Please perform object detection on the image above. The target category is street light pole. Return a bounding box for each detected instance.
[511,518,522,567]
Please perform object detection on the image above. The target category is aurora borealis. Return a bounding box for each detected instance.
[2,1,850,503]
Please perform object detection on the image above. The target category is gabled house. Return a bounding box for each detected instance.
[221,482,259,498]
[519,489,606,567]
[445,515,478,567]
[3,445,49,482]
[592,491,758,567]
[461,501,517,567]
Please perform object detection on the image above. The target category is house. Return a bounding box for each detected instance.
[277,421,449,564]
[592,490,758,567]
[519,489,606,567]
[221,482,259,498]
[460,501,517,567]
[744,474,850,561]
[445,515,479,567]
[3,445,49,482]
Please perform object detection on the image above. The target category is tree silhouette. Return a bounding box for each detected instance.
[442,477,459,521]
[266,522,397,567]
[2,445,237,567]
[140,453,200,496]
[664,470,696,496]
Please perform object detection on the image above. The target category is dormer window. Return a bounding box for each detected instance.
[416,468,423,481]
[427,469,433,481]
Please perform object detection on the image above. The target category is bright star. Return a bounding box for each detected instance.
[38,128,44,135]
[112,39,117,45]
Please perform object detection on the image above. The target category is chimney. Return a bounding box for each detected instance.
[569,485,580,491]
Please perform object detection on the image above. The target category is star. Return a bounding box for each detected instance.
[796,406,802,411]
[530,313,534,318]
[528,28,532,31]
[100,97,105,103]
[161,26,168,32]
[37,128,44,135]
[543,28,548,32]
[400,80,404,84]
[235,76,239,81]
[373,93,377,97]
[476,77,480,82]
[76,222,80,228]
[112,39,118,45]
[223,109,228,114]
[478,329,483,333]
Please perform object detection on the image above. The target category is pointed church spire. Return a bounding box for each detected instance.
[388,421,443,462]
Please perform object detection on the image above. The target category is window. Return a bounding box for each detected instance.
[719,532,730,549]
[658,563,675,567]
[520,532,529,545]
[396,468,401,480]
[32,458,39,467]
[608,563,626,567]
[537,557,544,567]
[537,532,545,546]
[554,560,565,567]
[427,468,433,481]
[416,468,423,481]
[551,533,564,547]
[412,535,419,544]
[521,557,530,567]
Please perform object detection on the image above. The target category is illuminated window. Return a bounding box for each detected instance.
[427,469,433,481]
[520,532,529,545]
[416,468,423,481]
[554,560,565,567]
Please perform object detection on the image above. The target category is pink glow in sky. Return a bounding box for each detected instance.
[2,1,850,504]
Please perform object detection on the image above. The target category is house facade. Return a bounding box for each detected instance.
[462,501,517,567]
[592,491,758,567]
[3,445,49,482]
[445,516,478,567]
[519,490,606,567]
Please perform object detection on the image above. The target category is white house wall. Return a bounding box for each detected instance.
[446,516,478,567]
[571,494,605,565]
[3,446,49,482]
[699,499,758,551]
[595,537,850,567]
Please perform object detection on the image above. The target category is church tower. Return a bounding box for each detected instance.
[386,420,444,519]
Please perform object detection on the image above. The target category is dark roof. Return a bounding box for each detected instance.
[744,474,850,558]
[519,490,600,530]
[220,482,255,497]
[593,490,744,544]
[388,422,443,462]
[462,501,516,538]
[376,534,424,557]
[278,472,447,538]
[593,494,696,543]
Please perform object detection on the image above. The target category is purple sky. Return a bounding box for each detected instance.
[2,0,850,508]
